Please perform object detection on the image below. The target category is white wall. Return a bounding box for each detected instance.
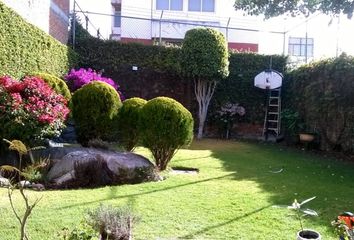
[2,0,50,33]
[72,0,112,39]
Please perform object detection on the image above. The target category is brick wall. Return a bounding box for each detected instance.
[49,0,70,44]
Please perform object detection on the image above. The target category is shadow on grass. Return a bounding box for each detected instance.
[196,139,354,235]
[179,204,272,239]
[56,173,235,210]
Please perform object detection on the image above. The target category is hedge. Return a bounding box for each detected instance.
[284,54,354,152]
[0,2,77,79]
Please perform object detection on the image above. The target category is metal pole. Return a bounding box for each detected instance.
[159,10,164,45]
[85,14,89,31]
[72,0,76,49]
[305,18,308,63]
[282,31,286,55]
[226,17,231,43]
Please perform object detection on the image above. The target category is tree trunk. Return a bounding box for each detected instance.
[194,79,217,139]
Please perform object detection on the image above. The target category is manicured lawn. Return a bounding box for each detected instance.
[1,139,353,239]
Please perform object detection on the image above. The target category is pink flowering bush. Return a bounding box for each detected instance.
[65,68,124,100]
[0,76,70,145]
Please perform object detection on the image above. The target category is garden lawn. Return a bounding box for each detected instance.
[1,139,354,239]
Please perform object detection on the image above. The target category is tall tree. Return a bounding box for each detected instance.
[181,28,229,139]
[234,0,354,18]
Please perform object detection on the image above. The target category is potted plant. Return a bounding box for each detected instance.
[274,196,321,239]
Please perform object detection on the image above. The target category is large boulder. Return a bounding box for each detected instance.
[32,147,157,188]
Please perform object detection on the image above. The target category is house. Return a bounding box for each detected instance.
[2,0,70,44]
[110,0,260,52]
[73,0,354,63]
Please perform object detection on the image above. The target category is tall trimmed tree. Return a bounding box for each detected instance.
[181,28,229,139]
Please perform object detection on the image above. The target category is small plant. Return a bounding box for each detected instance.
[0,139,42,240]
[214,102,245,139]
[21,157,50,183]
[274,196,320,239]
[86,204,136,240]
[56,222,97,240]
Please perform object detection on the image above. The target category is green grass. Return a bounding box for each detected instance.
[1,139,354,239]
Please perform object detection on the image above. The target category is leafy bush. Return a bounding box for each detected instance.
[0,76,70,148]
[29,72,71,101]
[285,53,354,152]
[117,98,147,151]
[0,2,76,79]
[71,81,122,145]
[65,68,123,98]
[86,205,136,240]
[139,97,194,170]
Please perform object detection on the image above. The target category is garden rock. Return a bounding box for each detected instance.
[0,177,10,187]
[33,147,157,188]
[19,180,32,188]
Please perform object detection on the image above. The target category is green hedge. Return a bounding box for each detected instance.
[284,54,354,152]
[0,2,77,78]
[76,37,181,74]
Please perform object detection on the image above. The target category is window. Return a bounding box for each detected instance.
[188,0,214,12]
[157,0,183,11]
[114,10,121,27]
[288,37,314,57]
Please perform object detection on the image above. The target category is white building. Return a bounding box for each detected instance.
[72,0,354,62]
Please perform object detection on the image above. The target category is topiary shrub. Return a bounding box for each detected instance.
[29,72,71,101]
[139,97,194,171]
[72,81,122,145]
[117,98,147,151]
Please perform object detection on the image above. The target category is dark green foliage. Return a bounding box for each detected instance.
[181,28,229,81]
[72,81,122,145]
[139,97,194,170]
[211,53,287,124]
[0,2,77,79]
[29,72,71,101]
[284,53,354,152]
[234,0,354,19]
[117,98,147,151]
[75,37,181,74]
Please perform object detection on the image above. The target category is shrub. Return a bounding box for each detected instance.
[0,76,70,148]
[0,2,76,79]
[86,204,136,240]
[29,72,71,101]
[65,68,123,98]
[72,81,122,145]
[117,98,147,151]
[139,97,193,170]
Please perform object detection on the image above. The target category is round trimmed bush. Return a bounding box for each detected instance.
[139,97,194,170]
[72,81,122,145]
[117,97,147,151]
[29,72,71,101]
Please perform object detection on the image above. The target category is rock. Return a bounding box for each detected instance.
[33,147,157,188]
[0,177,11,187]
[19,180,31,188]
[31,183,45,191]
